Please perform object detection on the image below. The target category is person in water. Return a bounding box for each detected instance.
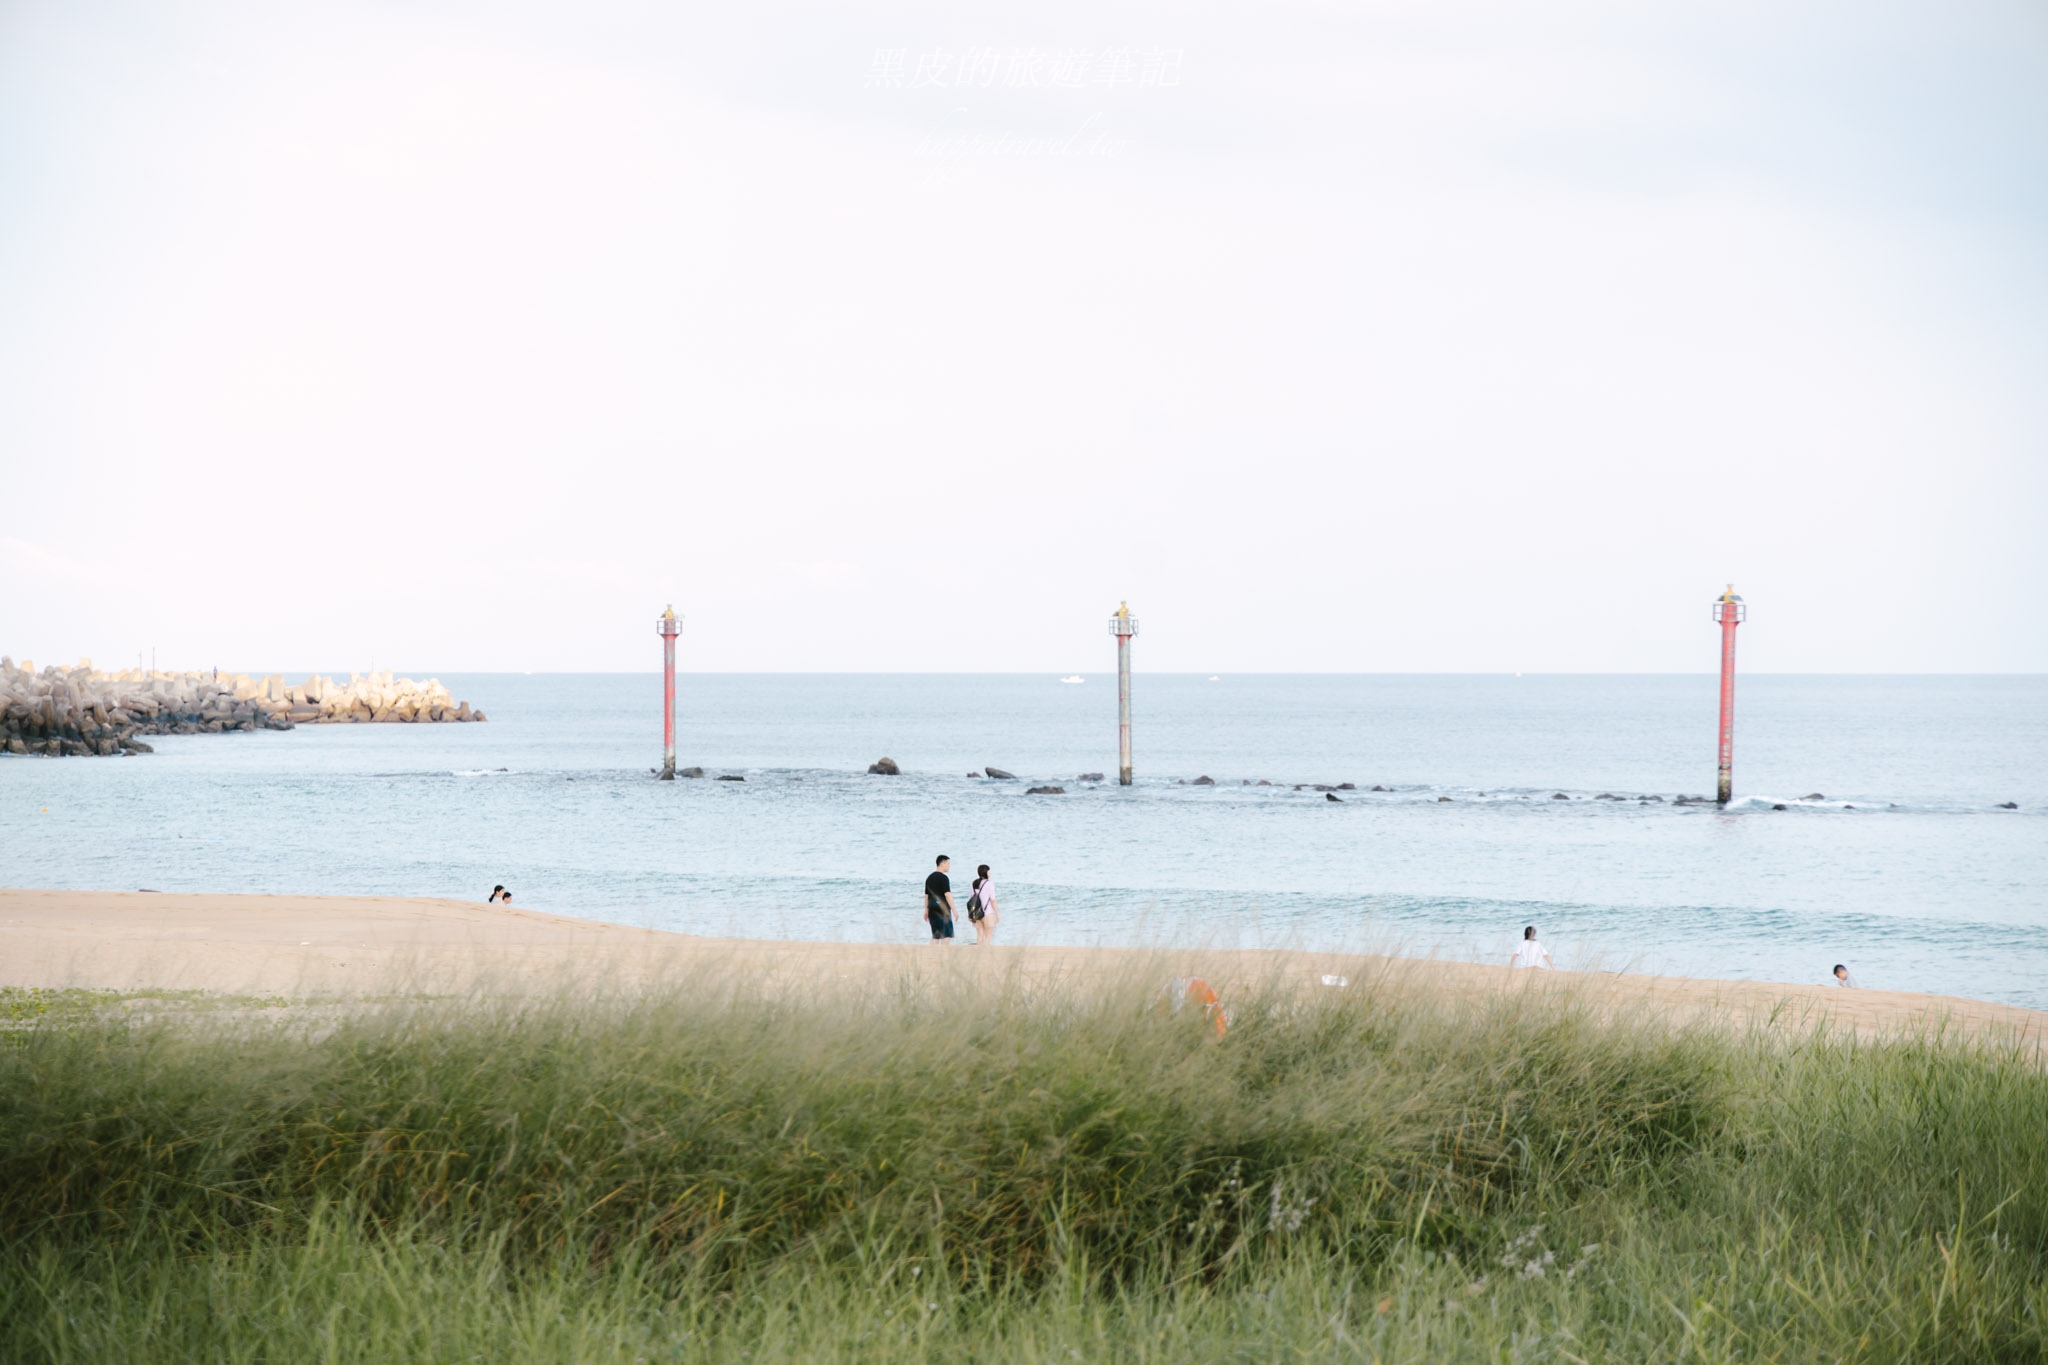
[923,855,956,942]
[488,885,511,904]
[1832,963,1860,987]
[1509,925,1553,969]
[968,863,998,945]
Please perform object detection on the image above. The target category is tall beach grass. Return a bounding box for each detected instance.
[1,962,2043,1361]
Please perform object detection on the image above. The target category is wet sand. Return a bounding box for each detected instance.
[3,887,2041,1044]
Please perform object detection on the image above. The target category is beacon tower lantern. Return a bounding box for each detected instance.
[656,605,681,781]
[1712,585,1746,805]
[1109,601,1138,786]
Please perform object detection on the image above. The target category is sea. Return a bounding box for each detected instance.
[3,674,2043,1010]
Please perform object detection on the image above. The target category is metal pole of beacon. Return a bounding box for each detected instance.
[1109,602,1138,786]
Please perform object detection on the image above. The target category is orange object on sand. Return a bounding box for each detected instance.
[1179,978,1220,1039]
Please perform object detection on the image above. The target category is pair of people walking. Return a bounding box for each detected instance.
[922,854,999,944]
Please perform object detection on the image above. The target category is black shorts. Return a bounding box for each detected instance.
[929,915,954,940]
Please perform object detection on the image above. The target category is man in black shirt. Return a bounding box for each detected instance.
[924,855,956,942]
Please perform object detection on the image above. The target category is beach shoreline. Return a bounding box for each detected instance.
[4,886,2040,1043]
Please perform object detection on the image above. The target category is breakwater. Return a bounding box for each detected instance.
[0,659,484,757]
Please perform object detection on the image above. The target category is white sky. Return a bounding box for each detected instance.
[2,0,2043,673]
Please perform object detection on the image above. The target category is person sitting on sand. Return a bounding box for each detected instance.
[1509,925,1553,970]
[968,864,998,945]
[923,856,956,942]
[1832,963,1860,988]
[488,885,511,904]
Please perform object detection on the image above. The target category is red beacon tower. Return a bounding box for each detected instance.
[1712,585,1746,805]
[656,605,681,781]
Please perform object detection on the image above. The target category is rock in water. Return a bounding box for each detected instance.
[868,757,900,775]
[715,774,746,781]
[1802,793,1826,801]
[1325,792,1342,802]
[1191,775,1215,786]
[1025,785,1065,795]
[1998,801,2018,809]
[1077,772,1104,782]
[677,767,704,778]
[984,766,1016,779]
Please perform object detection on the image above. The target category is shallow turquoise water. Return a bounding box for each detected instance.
[3,674,2042,1008]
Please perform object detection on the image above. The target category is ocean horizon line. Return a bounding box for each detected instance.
[65,668,2048,680]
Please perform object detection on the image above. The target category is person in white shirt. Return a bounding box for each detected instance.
[1832,963,1860,988]
[968,864,999,945]
[1509,925,1553,970]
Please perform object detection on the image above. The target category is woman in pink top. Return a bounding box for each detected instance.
[969,864,999,945]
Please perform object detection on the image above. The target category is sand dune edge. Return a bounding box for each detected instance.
[2,887,2039,1044]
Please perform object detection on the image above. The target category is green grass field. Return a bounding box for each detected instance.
[1,969,2042,1362]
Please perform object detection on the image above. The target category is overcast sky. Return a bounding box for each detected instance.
[2,0,2043,673]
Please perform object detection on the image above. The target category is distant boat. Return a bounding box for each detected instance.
[1060,676,1085,684]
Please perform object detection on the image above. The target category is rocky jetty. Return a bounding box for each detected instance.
[1,657,484,757]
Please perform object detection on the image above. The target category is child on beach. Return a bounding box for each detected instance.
[1832,964,1860,987]
[1509,925,1553,970]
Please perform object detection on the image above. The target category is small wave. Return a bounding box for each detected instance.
[1059,676,1085,684]
[454,768,512,777]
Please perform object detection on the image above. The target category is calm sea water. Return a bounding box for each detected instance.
[3,674,2043,1009]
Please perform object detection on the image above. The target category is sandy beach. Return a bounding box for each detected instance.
[3,886,2040,1044]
